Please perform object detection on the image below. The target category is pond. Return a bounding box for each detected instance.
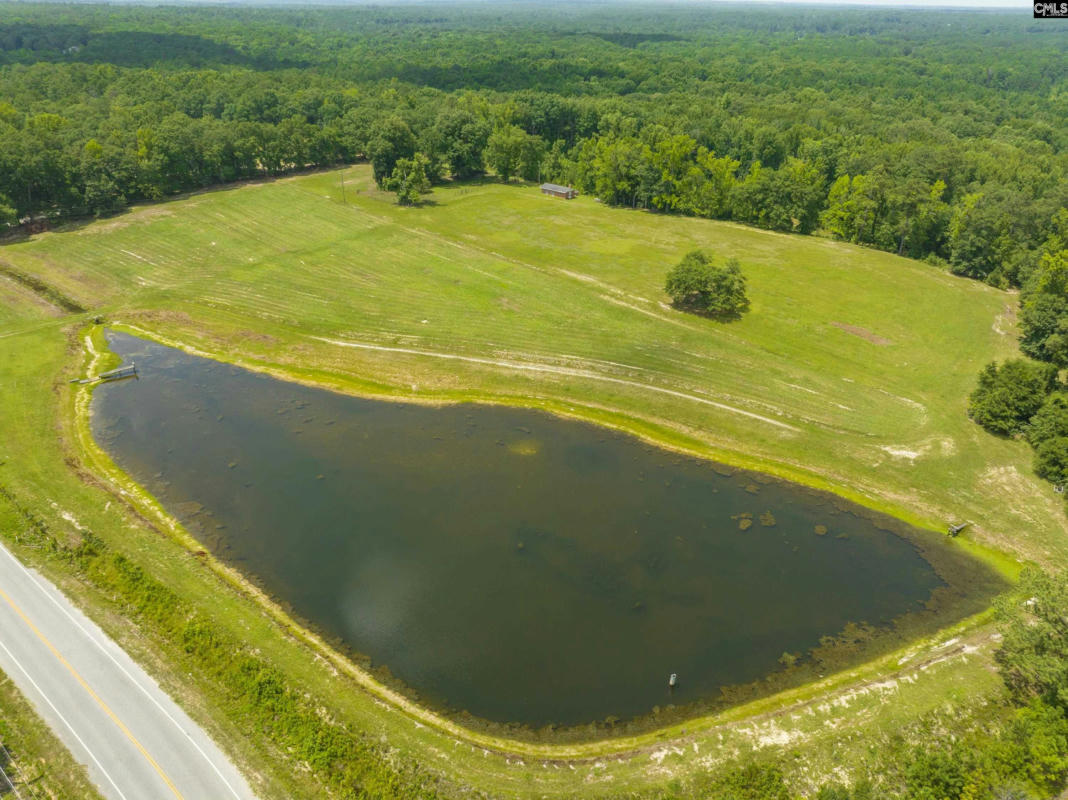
[91,332,1003,731]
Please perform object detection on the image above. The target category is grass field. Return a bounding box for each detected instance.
[0,165,1057,796]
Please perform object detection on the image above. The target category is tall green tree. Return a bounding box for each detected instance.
[539,140,572,186]
[592,136,656,208]
[887,178,949,258]
[485,124,527,181]
[368,116,416,188]
[649,134,698,213]
[516,133,546,182]
[665,250,750,319]
[383,153,431,206]
[428,110,490,180]
[689,149,739,219]
[821,172,886,244]
[1021,248,1068,366]
[731,158,824,233]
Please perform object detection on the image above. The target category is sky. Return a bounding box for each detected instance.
[738,0,1024,6]
[645,0,1029,7]
[738,0,1026,7]
[298,0,1032,10]
[77,0,1040,11]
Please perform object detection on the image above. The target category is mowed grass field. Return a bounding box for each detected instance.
[3,164,1060,562]
[0,165,1057,796]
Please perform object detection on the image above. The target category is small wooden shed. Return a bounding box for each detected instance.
[540,183,578,200]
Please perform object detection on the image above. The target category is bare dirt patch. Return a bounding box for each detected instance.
[127,308,198,329]
[831,322,892,346]
[75,205,175,234]
[992,302,1018,336]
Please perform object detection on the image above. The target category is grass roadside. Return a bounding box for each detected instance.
[0,665,103,800]
[0,166,1056,795]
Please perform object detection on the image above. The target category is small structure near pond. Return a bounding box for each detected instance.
[70,363,138,385]
[540,183,578,200]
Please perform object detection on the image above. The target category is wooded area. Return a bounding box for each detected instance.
[0,3,1064,290]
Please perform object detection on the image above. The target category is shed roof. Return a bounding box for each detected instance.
[540,183,573,193]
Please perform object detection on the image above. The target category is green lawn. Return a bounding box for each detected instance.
[0,165,1056,797]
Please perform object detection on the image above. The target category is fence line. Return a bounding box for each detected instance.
[0,742,34,800]
[0,763,25,800]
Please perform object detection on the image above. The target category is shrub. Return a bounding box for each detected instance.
[1034,438,1068,486]
[995,568,1068,709]
[384,153,432,206]
[905,749,969,800]
[987,701,1068,796]
[967,359,1058,436]
[1026,393,1068,447]
[710,763,790,800]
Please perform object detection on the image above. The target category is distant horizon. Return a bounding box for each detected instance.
[738,0,1022,7]
[4,0,1032,9]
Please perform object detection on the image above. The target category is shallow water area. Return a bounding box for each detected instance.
[91,331,1000,729]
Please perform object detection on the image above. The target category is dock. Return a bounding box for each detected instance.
[70,363,138,385]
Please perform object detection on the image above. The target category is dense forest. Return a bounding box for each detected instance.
[0,2,1065,289]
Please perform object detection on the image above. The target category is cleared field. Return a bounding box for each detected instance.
[2,165,1059,562]
[0,165,1055,796]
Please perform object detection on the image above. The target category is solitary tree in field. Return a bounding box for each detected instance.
[384,154,432,206]
[665,250,749,319]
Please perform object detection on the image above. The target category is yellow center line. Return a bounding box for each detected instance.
[0,585,185,800]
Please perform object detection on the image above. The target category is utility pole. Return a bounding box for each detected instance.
[339,168,347,204]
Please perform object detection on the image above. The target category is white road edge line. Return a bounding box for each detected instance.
[0,545,246,800]
[0,636,130,800]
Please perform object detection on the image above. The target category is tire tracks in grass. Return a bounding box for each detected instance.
[313,335,802,433]
[294,185,727,337]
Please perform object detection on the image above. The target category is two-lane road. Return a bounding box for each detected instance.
[0,542,259,800]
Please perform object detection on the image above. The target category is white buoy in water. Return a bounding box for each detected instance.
[668,673,678,688]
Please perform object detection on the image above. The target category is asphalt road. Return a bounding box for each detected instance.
[0,542,259,800]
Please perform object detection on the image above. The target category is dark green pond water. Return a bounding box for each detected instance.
[91,332,999,729]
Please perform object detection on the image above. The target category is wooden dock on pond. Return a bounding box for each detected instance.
[70,363,138,385]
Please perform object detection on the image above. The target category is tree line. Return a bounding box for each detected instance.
[0,3,1063,291]
[968,214,1068,490]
